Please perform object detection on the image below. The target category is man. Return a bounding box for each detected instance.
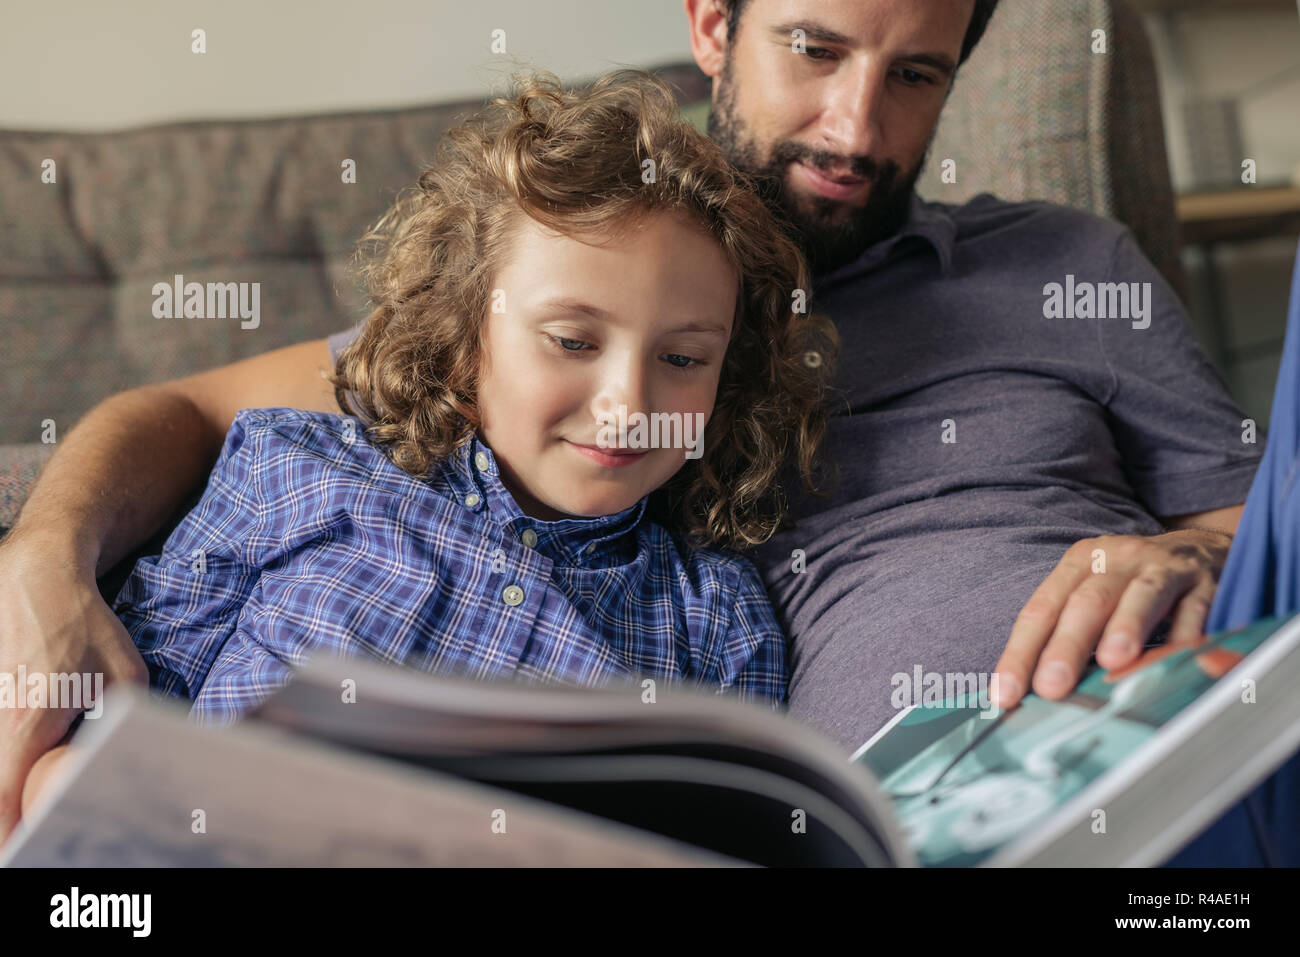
[0,0,1268,859]
[681,0,1251,740]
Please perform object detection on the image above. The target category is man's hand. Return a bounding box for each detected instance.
[992,521,1237,709]
[21,743,75,819]
[0,527,148,845]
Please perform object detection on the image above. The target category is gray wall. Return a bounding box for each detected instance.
[0,0,693,131]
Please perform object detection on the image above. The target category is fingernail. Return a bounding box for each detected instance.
[1104,632,1139,660]
[1037,660,1072,693]
[993,672,1019,706]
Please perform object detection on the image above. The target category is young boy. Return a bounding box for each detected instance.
[106,68,839,727]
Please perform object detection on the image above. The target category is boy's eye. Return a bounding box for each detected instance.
[549,335,589,352]
[802,46,835,62]
[547,335,703,371]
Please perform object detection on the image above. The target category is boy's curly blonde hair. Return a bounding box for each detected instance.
[328,68,838,552]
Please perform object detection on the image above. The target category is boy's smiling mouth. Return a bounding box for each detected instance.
[565,440,649,468]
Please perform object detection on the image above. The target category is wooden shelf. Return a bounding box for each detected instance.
[1177,185,1300,243]
[1131,0,1295,12]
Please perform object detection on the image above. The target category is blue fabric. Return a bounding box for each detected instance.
[1166,240,1300,867]
[113,407,788,724]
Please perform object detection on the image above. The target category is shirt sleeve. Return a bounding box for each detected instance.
[1095,228,1262,518]
[717,557,790,709]
[112,412,267,700]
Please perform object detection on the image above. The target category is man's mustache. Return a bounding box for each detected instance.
[767,142,896,186]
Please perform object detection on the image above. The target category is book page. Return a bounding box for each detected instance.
[1,688,743,868]
[851,614,1300,867]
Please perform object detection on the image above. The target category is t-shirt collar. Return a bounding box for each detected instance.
[813,191,956,285]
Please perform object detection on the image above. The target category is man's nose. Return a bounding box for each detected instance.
[818,61,888,162]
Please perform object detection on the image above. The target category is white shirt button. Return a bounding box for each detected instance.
[474,451,490,472]
[464,493,481,507]
[521,528,538,548]
[502,584,524,606]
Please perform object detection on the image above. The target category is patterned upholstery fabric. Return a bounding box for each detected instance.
[917,0,1184,296]
[0,2,1181,533]
[0,64,708,529]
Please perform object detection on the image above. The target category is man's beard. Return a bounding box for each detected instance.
[707,60,929,278]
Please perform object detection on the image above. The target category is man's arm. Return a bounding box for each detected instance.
[8,337,340,576]
[20,408,282,821]
[115,408,273,705]
[992,222,1259,711]
[0,336,340,843]
[1162,504,1244,537]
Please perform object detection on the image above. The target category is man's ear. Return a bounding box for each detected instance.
[684,0,730,79]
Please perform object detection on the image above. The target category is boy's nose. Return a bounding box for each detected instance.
[591,364,651,437]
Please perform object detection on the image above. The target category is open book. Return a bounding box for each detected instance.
[4,613,1298,867]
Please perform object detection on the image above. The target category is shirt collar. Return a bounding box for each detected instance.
[437,433,648,565]
[814,191,956,285]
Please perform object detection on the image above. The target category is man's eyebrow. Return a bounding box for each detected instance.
[770,20,957,78]
[771,20,854,47]
[534,298,729,336]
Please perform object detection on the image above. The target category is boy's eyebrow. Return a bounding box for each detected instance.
[771,20,957,77]
[536,297,615,320]
[535,297,730,336]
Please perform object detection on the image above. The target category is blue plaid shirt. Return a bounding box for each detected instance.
[113,407,788,724]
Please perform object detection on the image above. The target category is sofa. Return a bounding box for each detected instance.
[0,0,1182,603]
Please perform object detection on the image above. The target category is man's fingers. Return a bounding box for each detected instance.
[996,531,1230,710]
[22,744,74,818]
[83,606,149,690]
[1165,583,1217,645]
[0,536,149,848]
[103,640,150,687]
[0,707,78,846]
[994,551,1093,707]
[1094,566,1189,669]
[1030,578,1124,699]
[0,769,21,847]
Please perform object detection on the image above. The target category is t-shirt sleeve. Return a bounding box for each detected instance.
[327,323,373,424]
[717,557,790,709]
[327,323,362,365]
[112,412,267,700]
[1095,228,1262,518]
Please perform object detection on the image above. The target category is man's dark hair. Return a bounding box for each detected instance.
[720,0,1001,67]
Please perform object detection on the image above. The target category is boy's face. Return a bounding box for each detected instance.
[476,210,737,522]
[686,0,972,275]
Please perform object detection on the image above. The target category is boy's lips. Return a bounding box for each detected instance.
[565,440,648,468]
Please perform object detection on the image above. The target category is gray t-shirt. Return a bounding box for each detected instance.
[327,193,1261,753]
